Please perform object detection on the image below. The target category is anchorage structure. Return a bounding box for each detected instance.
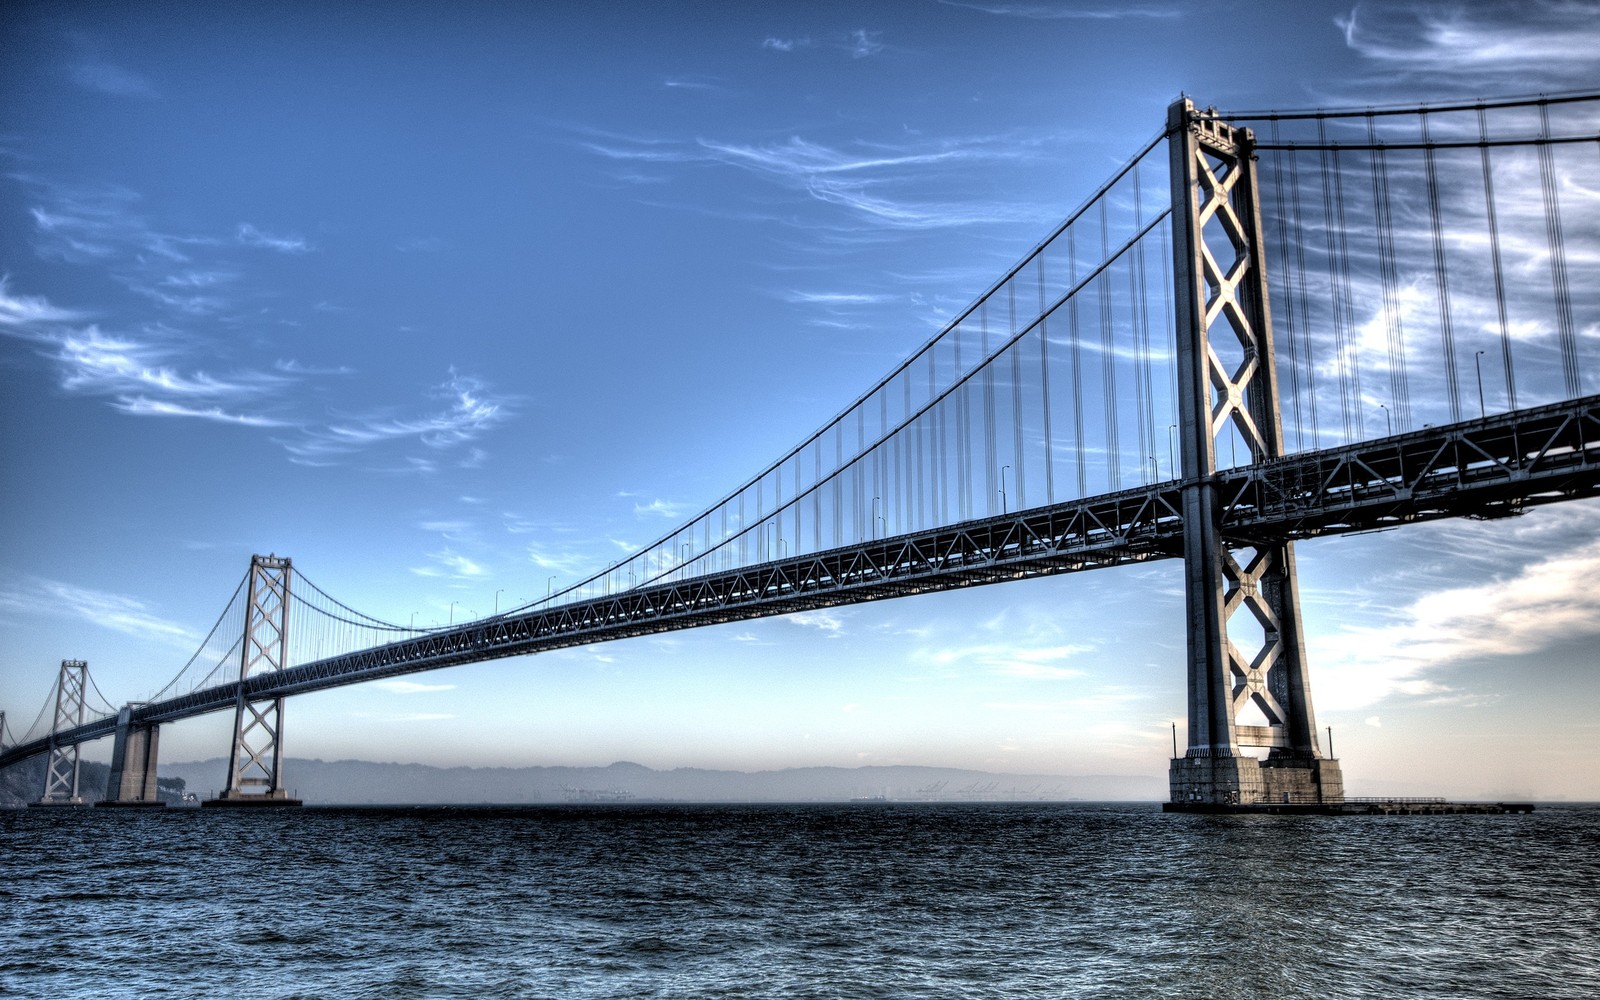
[211,554,300,806]
[1167,99,1341,806]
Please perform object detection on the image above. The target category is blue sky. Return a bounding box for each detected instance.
[3,1,1600,799]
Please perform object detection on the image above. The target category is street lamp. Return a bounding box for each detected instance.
[1378,403,1392,436]
[871,497,881,538]
[449,601,458,625]
[999,465,1010,514]
[1474,350,1487,419]
[1149,455,1158,483]
[1167,424,1177,478]
[494,589,504,615]
[546,576,556,603]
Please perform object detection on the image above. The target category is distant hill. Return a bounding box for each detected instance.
[153,758,1164,805]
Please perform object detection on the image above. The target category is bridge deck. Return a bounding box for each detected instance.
[4,393,1597,770]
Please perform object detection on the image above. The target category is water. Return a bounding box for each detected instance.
[3,803,1597,998]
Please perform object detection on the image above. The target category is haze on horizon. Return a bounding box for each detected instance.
[3,1,1600,802]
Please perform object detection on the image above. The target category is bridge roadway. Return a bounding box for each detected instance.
[4,393,1597,769]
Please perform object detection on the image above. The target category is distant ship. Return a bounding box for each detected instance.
[849,794,888,803]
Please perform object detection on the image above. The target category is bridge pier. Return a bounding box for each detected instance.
[96,706,165,808]
[1166,99,1341,808]
[205,555,301,807]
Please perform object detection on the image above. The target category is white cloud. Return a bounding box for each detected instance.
[932,642,1091,678]
[634,498,684,518]
[848,29,884,58]
[936,1,1179,18]
[410,550,487,581]
[0,278,88,326]
[788,610,846,635]
[372,680,456,695]
[110,396,289,427]
[286,370,509,461]
[1337,3,1600,85]
[579,128,1052,231]
[237,223,312,254]
[0,577,197,649]
[1316,532,1600,711]
[70,61,159,99]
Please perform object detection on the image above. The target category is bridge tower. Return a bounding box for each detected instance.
[34,659,88,806]
[209,554,301,806]
[1166,99,1343,807]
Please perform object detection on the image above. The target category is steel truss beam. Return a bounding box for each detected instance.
[4,395,1598,772]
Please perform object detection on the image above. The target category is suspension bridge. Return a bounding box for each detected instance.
[4,94,1598,810]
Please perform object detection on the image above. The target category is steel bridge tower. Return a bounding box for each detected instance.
[1166,99,1342,807]
[34,659,88,806]
[209,554,301,806]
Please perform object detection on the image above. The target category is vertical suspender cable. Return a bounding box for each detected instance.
[1132,162,1154,479]
[1069,226,1086,498]
[1098,197,1119,489]
[1268,123,1307,451]
[1367,116,1412,430]
[1318,125,1356,441]
[1421,111,1462,424]
[1537,103,1581,398]
[1010,282,1026,510]
[1037,254,1055,504]
[1329,143,1365,439]
[1479,106,1517,411]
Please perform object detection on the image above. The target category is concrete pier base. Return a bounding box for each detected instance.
[1169,754,1344,807]
[101,709,163,806]
[203,789,302,808]
[28,797,87,808]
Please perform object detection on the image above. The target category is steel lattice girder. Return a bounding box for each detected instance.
[4,394,1598,770]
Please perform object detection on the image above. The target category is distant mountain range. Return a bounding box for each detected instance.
[149,758,1164,805]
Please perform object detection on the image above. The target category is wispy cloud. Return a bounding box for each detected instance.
[663,76,721,92]
[937,1,1179,19]
[237,223,312,254]
[409,549,487,580]
[579,128,1052,230]
[0,577,197,648]
[372,679,456,694]
[69,60,159,99]
[788,610,846,635]
[285,370,510,463]
[932,642,1091,679]
[110,396,290,427]
[633,498,684,518]
[848,29,884,58]
[1337,2,1600,86]
[0,278,88,326]
[762,36,809,52]
[781,290,896,305]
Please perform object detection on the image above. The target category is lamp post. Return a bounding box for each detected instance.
[494,589,504,615]
[999,464,1010,514]
[1474,350,1487,419]
[449,601,458,625]
[1379,403,1392,436]
[1149,455,1158,483]
[546,576,556,603]
[1167,424,1177,478]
